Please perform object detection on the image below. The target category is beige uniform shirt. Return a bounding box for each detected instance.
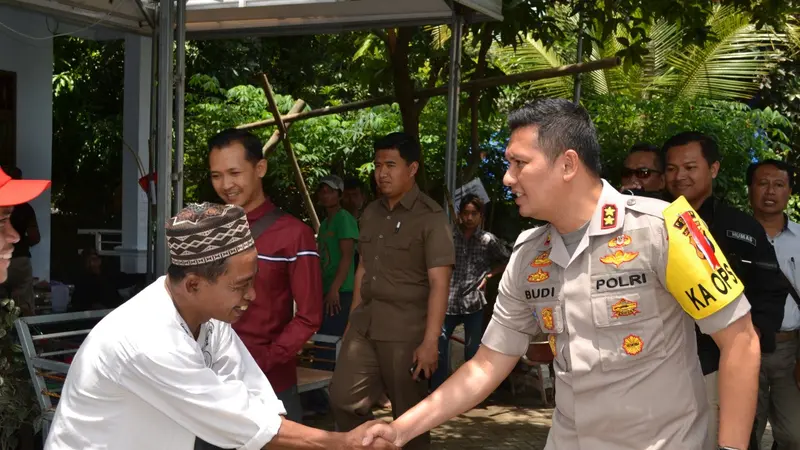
[482,180,751,449]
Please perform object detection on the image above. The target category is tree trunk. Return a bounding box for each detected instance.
[386,28,427,190]
[463,24,494,184]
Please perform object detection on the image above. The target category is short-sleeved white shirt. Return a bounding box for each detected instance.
[44,277,286,450]
[767,219,800,331]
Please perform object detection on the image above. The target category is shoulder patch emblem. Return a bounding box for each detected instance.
[531,250,552,267]
[663,197,744,320]
[599,250,639,268]
[622,334,644,356]
[527,268,550,283]
[601,204,618,229]
[726,230,757,247]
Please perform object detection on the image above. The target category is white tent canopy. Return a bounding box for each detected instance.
[0,0,502,37]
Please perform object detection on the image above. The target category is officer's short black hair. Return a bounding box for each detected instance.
[507,98,602,177]
[374,132,421,165]
[746,159,795,188]
[459,194,484,214]
[207,128,264,165]
[628,142,664,172]
[662,131,720,167]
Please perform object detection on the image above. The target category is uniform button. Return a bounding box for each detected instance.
[627,198,636,206]
[379,234,383,239]
[374,256,379,260]
[386,216,391,220]
[372,276,377,280]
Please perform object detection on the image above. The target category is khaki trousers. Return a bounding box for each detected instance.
[329,330,430,450]
[705,371,719,450]
[755,335,800,450]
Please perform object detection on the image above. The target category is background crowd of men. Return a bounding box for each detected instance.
[620,133,800,449]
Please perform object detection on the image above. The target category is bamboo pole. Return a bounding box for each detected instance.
[237,57,621,131]
[259,74,321,232]
[263,99,306,156]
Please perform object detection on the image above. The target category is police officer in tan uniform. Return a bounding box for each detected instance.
[362,99,761,450]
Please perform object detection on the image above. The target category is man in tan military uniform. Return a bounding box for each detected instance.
[329,132,454,450]
[362,99,761,450]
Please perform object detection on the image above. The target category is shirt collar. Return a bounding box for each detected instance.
[697,195,717,220]
[456,227,485,241]
[548,180,623,267]
[246,196,276,222]
[587,179,627,237]
[381,183,420,211]
[785,215,800,235]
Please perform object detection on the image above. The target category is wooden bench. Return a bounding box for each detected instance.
[296,333,341,394]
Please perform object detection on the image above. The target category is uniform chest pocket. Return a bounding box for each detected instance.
[385,236,414,251]
[590,290,666,371]
[532,302,563,334]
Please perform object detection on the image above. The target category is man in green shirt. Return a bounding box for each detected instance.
[316,175,359,369]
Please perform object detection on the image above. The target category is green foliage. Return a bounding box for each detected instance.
[0,300,39,450]
[52,37,126,227]
[494,4,787,101]
[183,75,405,218]
[586,94,795,215]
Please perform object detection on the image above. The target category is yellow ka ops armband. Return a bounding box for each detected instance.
[663,196,744,320]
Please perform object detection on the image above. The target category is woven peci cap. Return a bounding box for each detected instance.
[166,202,255,266]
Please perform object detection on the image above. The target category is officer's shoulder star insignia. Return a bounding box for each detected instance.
[601,204,618,229]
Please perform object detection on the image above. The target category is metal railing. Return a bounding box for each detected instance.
[14,309,113,441]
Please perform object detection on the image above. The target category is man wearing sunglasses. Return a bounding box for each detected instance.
[620,143,666,196]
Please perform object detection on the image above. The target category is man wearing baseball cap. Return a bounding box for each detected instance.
[0,166,50,284]
[315,174,359,369]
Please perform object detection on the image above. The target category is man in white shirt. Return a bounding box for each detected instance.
[45,202,395,450]
[748,159,800,449]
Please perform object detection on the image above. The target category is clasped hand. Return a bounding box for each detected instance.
[344,421,402,449]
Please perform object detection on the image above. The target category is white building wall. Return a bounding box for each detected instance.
[0,6,53,280]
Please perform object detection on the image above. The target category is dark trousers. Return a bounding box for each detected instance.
[431,310,484,390]
[313,291,353,371]
[329,330,430,450]
[193,386,302,449]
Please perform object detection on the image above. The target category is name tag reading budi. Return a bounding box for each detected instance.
[663,196,744,320]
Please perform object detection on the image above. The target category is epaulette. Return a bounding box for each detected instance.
[623,195,670,219]
[418,193,445,213]
[514,224,549,251]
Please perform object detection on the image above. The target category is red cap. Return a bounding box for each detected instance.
[0,167,51,207]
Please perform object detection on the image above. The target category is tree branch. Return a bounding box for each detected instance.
[464,23,495,182]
